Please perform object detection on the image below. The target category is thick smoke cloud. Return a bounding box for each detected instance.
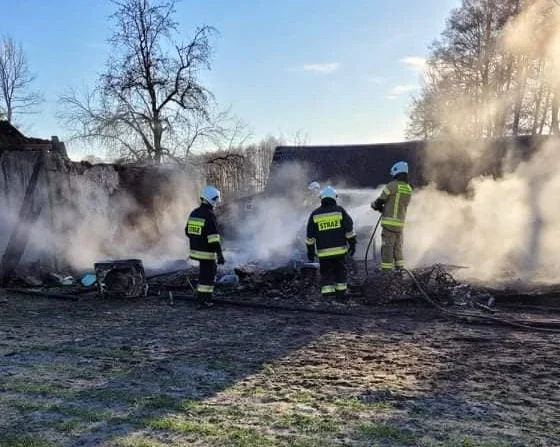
[403,0,560,284]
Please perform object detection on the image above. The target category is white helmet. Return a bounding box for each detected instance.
[390,161,409,176]
[320,186,338,201]
[308,181,321,192]
[200,185,221,207]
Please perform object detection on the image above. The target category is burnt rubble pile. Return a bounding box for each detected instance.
[6,258,498,312]
[6,262,76,288]
[359,264,495,310]
[412,264,495,309]
[231,263,320,300]
[199,261,495,311]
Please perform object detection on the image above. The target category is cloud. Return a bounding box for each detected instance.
[302,63,341,74]
[368,75,384,84]
[390,84,418,95]
[385,95,398,100]
[401,56,427,72]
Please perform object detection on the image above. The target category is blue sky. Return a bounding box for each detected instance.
[2,0,459,158]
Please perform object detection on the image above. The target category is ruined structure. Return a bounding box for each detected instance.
[0,118,552,283]
[0,121,201,279]
[0,120,69,157]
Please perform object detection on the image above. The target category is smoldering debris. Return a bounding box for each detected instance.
[10,256,560,334]
[106,260,499,313]
[94,259,148,298]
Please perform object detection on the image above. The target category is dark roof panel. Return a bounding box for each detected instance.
[268,141,426,190]
[0,120,26,149]
[0,120,52,151]
[267,136,544,193]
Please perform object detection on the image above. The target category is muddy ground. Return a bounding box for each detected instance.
[0,289,559,447]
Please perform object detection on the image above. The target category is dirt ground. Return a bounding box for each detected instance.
[0,289,559,447]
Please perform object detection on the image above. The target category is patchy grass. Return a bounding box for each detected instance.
[10,400,53,413]
[277,412,342,435]
[112,437,168,447]
[54,405,112,422]
[130,394,184,411]
[358,422,418,444]
[221,427,276,447]
[146,416,219,436]
[52,420,82,433]
[0,380,72,398]
[0,437,56,447]
[1,294,559,447]
[458,440,513,447]
[145,416,275,446]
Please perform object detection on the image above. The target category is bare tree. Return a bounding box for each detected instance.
[407,0,560,140]
[0,36,43,123]
[200,136,280,198]
[59,0,218,163]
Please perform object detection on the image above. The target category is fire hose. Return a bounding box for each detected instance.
[360,213,560,333]
[364,214,382,278]
[403,268,560,333]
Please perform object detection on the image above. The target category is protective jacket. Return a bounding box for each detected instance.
[185,203,223,261]
[305,199,356,258]
[374,180,413,232]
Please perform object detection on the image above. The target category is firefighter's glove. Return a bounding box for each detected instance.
[348,243,356,257]
[217,253,225,265]
[372,199,384,212]
[307,246,315,262]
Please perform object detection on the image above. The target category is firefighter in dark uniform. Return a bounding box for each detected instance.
[185,186,225,307]
[305,186,357,299]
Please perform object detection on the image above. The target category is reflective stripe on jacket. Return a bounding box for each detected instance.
[185,203,222,261]
[306,203,356,258]
[377,181,412,232]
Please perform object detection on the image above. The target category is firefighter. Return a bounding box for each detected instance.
[371,161,413,272]
[305,186,357,300]
[303,181,321,208]
[185,186,225,308]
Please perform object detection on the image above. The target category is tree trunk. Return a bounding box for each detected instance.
[538,90,551,135]
[532,86,544,135]
[551,91,560,136]
[153,120,163,163]
[512,57,528,136]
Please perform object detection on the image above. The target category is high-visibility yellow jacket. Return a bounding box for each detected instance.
[185,203,223,261]
[374,180,413,232]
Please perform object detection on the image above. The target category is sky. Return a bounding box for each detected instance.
[2,0,460,159]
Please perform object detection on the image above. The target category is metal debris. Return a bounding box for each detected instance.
[94,259,148,298]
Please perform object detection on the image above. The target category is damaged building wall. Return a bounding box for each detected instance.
[0,149,202,273]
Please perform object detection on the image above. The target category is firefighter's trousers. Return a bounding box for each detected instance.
[319,256,347,298]
[381,228,404,271]
[196,260,217,302]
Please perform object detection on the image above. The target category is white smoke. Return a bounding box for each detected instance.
[0,158,202,273]
[405,138,560,283]
[220,162,384,268]
[390,0,560,285]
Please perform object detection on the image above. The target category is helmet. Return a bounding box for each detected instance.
[200,185,221,207]
[390,161,409,176]
[320,186,338,201]
[308,181,321,192]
